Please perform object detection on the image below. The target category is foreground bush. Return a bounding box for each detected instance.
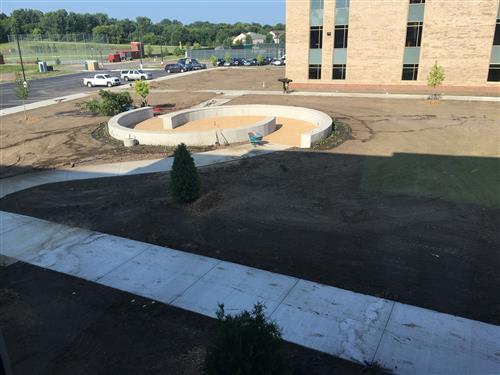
[170,143,201,203]
[83,90,133,116]
[205,303,284,375]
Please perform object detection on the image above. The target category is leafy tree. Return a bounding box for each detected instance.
[210,55,218,67]
[193,41,201,49]
[146,44,154,57]
[133,80,150,107]
[14,73,29,120]
[265,34,274,43]
[173,46,184,56]
[170,143,201,203]
[256,54,264,65]
[245,34,253,45]
[205,303,284,375]
[83,90,132,116]
[224,51,231,64]
[427,61,445,99]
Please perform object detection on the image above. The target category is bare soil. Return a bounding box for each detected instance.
[1,262,385,375]
[152,66,286,91]
[2,149,499,325]
[0,91,214,177]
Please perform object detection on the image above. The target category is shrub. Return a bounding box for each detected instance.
[83,90,133,116]
[204,303,284,375]
[134,80,150,107]
[174,46,184,56]
[256,54,264,65]
[224,51,231,64]
[193,42,201,49]
[146,45,154,57]
[170,143,201,203]
[55,57,61,65]
[210,55,218,67]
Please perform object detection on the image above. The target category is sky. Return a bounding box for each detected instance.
[1,0,286,24]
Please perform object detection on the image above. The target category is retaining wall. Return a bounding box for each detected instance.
[108,105,332,148]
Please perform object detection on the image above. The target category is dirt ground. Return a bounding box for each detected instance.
[0,91,214,177]
[153,66,286,91]
[2,149,498,325]
[228,95,500,158]
[0,262,385,375]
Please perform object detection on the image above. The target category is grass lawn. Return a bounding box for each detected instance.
[361,153,500,208]
[0,64,74,81]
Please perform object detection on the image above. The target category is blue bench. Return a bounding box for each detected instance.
[248,132,263,146]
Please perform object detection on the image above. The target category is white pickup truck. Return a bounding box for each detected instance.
[83,74,121,88]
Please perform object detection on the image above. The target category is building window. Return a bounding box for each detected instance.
[309,64,322,79]
[332,64,346,80]
[405,22,423,47]
[494,18,500,46]
[336,0,349,8]
[310,26,323,49]
[487,64,500,82]
[409,0,425,3]
[334,25,348,48]
[402,64,418,80]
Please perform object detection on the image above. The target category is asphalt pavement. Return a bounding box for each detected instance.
[0,67,170,110]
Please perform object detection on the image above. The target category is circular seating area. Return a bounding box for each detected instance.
[108,105,333,148]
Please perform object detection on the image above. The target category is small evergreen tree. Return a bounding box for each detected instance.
[134,80,150,107]
[170,143,201,203]
[205,303,284,375]
[427,61,445,100]
[14,73,29,120]
[210,55,218,67]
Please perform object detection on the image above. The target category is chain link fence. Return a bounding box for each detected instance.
[4,34,129,65]
[187,44,285,61]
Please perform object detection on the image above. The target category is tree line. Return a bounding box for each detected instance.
[0,9,285,46]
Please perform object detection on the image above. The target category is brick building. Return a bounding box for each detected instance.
[286,0,500,93]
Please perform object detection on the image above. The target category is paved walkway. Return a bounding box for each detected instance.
[1,211,499,375]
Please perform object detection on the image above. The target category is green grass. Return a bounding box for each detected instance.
[0,64,36,74]
[361,153,500,208]
[0,64,73,81]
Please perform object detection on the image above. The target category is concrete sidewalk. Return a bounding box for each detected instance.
[1,210,498,375]
[0,142,287,198]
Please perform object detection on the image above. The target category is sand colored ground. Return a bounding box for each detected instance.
[134,115,316,147]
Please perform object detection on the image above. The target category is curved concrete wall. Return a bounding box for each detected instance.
[108,105,332,148]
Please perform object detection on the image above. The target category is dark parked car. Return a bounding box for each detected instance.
[187,58,207,70]
[177,58,193,71]
[216,58,225,66]
[164,63,186,73]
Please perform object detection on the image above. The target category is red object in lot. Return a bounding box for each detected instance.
[108,53,120,63]
[153,106,163,115]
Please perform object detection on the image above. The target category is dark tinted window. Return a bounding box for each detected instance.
[409,0,425,3]
[310,26,323,49]
[332,64,346,80]
[402,64,419,80]
[494,19,500,46]
[487,64,500,81]
[334,25,348,48]
[309,64,322,79]
[406,22,423,47]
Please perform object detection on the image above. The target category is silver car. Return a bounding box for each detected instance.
[120,69,153,81]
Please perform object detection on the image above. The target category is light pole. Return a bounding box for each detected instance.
[15,33,26,82]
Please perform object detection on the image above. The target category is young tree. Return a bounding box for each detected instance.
[146,44,154,58]
[170,143,201,203]
[256,54,264,65]
[193,42,201,49]
[210,55,218,67]
[14,73,29,120]
[133,80,150,107]
[427,61,445,100]
[224,51,231,64]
